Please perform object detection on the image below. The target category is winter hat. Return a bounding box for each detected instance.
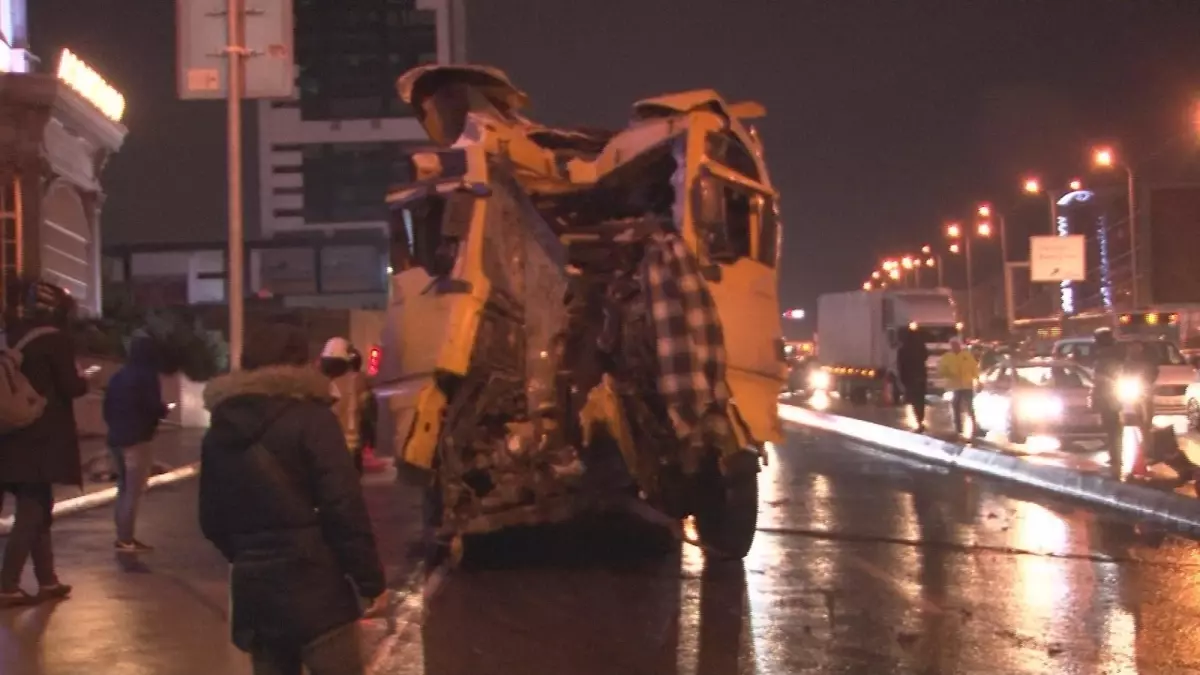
[242,321,310,370]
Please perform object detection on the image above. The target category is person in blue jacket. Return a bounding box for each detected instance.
[103,335,168,553]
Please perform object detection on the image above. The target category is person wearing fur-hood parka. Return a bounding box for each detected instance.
[198,322,387,674]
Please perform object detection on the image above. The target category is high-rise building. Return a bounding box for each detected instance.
[256,0,467,239]
[247,0,465,308]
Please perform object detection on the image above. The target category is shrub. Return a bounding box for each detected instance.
[72,294,228,381]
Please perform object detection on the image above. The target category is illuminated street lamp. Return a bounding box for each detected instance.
[921,245,932,255]
[888,268,900,281]
[949,242,961,254]
[872,270,881,279]
[976,202,1016,333]
[1069,179,1082,191]
[1023,177,1041,195]
[862,281,872,291]
[946,223,961,238]
[901,257,914,270]
[1091,145,1140,308]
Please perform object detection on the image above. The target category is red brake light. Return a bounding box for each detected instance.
[367,346,381,376]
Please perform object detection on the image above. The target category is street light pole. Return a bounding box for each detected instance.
[964,234,975,338]
[226,0,245,371]
[1125,165,1139,310]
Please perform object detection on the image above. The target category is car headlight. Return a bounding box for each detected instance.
[1116,377,1143,404]
[1016,393,1064,420]
[809,370,832,390]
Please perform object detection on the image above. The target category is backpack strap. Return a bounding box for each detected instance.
[12,326,58,353]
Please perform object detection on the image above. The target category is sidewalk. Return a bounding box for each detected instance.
[0,470,425,675]
[0,429,205,531]
[779,394,1200,534]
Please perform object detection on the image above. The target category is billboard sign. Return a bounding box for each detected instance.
[176,0,295,100]
[1030,235,1085,283]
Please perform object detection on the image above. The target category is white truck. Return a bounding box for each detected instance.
[814,288,961,403]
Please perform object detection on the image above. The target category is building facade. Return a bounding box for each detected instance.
[248,0,465,307]
[0,0,127,316]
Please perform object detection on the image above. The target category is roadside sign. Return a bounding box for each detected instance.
[1030,235,1086,282]
[176,0,295,100]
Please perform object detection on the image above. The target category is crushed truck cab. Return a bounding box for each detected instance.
[374,64,785,560]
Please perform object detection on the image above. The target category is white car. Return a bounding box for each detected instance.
[1052,336,1193,419]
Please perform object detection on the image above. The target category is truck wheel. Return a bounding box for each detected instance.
[694,451,759,560]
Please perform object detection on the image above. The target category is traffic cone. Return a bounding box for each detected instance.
[1129,428,1150,479]
[361,445,387,473]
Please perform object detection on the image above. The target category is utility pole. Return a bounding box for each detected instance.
[225,0,245,371]
[177,0,293,372]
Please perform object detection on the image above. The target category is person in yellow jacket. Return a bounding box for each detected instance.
[320,337,371,474]
[938,338,981,437]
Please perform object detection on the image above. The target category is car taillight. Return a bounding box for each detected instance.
[367,345,381,376]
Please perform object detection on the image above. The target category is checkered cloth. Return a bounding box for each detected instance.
[640,232,731,443]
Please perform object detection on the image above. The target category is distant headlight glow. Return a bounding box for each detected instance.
[1016,393,1064,420]
[1116,377,1143,404]
[809,370,832,391]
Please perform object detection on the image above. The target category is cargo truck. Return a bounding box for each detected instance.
[814,288,961,403]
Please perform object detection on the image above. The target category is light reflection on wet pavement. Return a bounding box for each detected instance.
[4,427,1200,674]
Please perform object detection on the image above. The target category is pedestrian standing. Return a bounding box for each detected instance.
[0,281,87,607]
[939,337,981,437]
[103,335,168,553]
[320,338,370,475]
[1091,328,1125,478]
[199,322,388,675]
[896,328,930,432]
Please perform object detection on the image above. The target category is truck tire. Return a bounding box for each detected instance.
[694,450,759,560]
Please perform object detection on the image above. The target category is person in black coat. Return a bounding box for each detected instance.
[0,281,87,607]
[896,328,930,433]
[103,335,168,552]
[199,322,387,675]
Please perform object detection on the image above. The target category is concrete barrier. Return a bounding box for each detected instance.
[778,403,1200,536]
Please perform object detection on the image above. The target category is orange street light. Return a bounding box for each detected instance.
[921,245,931,255]
[925,258,935,267]
[946,223,962,238]
[1023,178,1041,194]
[901,256,914,270]
[977,222,992,237]
[1093,146,1116,168]
[949,242,961,254]
[977,204,992,218]
[872,270,881,279]
[1069,178,1082,191]
[888,268,900,280]
[862,281,872,290]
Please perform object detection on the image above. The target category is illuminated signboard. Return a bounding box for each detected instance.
[56,49,125,123]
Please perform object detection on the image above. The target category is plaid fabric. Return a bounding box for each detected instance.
[640,232,731,443]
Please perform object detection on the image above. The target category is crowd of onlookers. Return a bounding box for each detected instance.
[0,277,388,675]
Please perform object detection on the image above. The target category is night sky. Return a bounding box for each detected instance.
[28,0,1200,312]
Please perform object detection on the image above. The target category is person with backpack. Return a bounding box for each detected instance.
[103,334,169,553]
[199,322,387,674]
[0,281,88,607]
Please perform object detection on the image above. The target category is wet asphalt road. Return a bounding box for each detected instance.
[4,426,1200,674]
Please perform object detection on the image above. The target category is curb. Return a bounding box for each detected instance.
[0,463,200,535]
[778,403,1200,536]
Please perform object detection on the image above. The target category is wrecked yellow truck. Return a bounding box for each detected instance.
[374,65,785,561]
